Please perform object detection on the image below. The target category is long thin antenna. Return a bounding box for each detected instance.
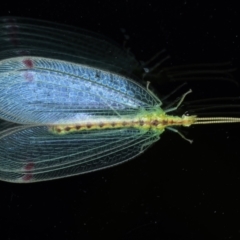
[193,117,240,125]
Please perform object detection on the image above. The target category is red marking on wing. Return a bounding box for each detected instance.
[2,19,32,54]
[22,173,33,182]
[4,20,19,47]
[23,71,34,82]
[23,59,34,68]
[24,162,35,171]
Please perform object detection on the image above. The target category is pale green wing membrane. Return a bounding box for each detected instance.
[0,125,161,183]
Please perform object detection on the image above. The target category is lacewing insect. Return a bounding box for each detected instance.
[0,17,239,183]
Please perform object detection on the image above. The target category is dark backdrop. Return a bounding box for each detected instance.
[0,1,239,240]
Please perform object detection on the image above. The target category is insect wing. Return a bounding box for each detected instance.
[0,16,139,75]
[0,124,159,183]
[0,57,159,124]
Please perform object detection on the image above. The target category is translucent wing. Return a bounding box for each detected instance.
[0,16,140,75]
[0,56,160,124]
[0,124,160,183]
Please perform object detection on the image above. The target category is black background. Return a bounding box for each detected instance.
[0,1,240,240]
